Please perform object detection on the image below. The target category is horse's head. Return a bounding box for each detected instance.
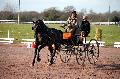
[32,19,45,32]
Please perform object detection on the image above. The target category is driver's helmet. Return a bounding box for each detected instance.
[72,10,76,14]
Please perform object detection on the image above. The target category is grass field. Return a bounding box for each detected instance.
[0,23,120,46]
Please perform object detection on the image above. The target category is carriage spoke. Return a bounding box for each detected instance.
[60,50,71,63]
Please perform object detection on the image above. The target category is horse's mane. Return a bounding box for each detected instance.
[38,20,47,27]
[36,19,63,42]
[36,19,49,33]
[36,20,61,34]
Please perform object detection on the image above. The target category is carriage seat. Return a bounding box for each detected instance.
[63,32,72,39]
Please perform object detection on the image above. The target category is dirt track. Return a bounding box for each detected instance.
[0,44,120,79]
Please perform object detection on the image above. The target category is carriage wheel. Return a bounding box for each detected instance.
[87,39,99,65]
[60,45,71,63]
[76,47,86,66]
[60,50,71,63]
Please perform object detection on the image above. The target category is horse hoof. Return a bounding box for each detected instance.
[32,63,34,66]
[37,58,41,62]
[32,62,35,66]
[48,62,53,66]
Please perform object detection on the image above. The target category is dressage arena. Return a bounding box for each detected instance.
[0,44,120,79]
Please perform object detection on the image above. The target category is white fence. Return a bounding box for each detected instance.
[114,42,120,48]
[85,41,105,47]
[91,22,116,25]
[21,39,35,48]
[21,39,106,48]
[0,20,117,25]
[0,38,14,44]
[21,21,116,25]
[1,37,120,48]
[0,20,17,23]
[0,30,14,44]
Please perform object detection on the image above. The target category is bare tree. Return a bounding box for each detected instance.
[3,2,16,12]
[80,8,87,15]
[63,6,76,13]
[0,2,16,20]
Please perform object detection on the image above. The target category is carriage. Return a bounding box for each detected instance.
[32,19,99,66]
[59,31,100,65]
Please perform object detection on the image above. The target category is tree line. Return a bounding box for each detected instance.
[0,5,120,23]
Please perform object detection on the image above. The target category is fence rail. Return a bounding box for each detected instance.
[114,42,120,48]
[0,20,117,25]
[0,38,14,44]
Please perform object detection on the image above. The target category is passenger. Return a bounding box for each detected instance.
[80,15,90,37]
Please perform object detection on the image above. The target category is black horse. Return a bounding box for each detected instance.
[32,19,63,66]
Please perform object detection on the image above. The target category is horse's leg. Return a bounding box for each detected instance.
[37,46,41,62]
[48,45,56,65]
[37,44,46,62]
[32,46,38,66]
[52,45,58,63]
[37,52,41,62]
[53,44,61,62]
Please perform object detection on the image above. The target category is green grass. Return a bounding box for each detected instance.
[0,23,34,42]
[0,23,120,46]
[89,25,120,46]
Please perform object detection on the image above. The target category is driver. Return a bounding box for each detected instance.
[65,11,80,45]
[66,11,78,34]
[62,11,78,35]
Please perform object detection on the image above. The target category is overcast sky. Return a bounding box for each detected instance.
[0,0,120,13]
